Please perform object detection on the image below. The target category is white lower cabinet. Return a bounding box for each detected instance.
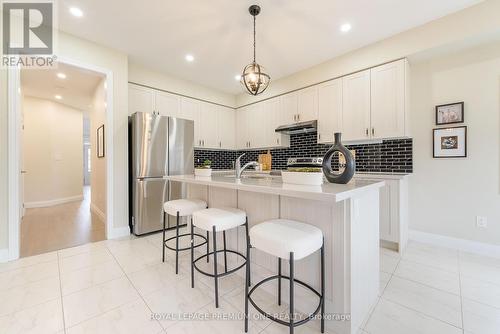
[355,174,409,254]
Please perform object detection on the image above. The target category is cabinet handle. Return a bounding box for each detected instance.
[372,128,375,136]
[276,138,279,145]
[219,141,222,148]
[297,114,300,122]
[318,133,321,141]
[365,128,369,137]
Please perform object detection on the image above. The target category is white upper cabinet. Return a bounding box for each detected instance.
[280,92,298,124]
[297,86,318,122]
[155,91,180,118]
[217,106,236,150]
[128,84,154,114]
[198,104,219,149]
[179,98,201,146]
[370,59,406,139]
[236,107,249,149]
[262,98,289,148]
[342,69,371,141]
[317,79,342,143]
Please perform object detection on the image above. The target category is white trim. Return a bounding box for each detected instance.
[90,203,106,223]
[7,64,21,262]
[409,229,500,259]
[25,195,84,208]
[0,249,9,263]
[107,226,131,239]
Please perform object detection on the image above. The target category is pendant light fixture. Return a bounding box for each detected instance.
[240,5,270,96]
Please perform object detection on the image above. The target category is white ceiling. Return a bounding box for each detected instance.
[57,0,482,94]
[21,62,104,111]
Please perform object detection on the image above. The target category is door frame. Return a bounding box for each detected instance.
[7,56,115,261]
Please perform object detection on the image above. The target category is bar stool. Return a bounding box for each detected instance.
[191,207,249,308]
[245,219,325,334]
[163,199,209,274]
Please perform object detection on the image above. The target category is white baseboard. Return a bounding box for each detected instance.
[0,249,9,263]
[107,226,130,239]
[25,195,84,208]
[409,229,500,259]
[90,203,106,222]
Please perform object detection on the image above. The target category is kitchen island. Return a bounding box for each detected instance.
[166,174,384,334]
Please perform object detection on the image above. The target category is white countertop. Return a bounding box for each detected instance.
[165,174,384,203]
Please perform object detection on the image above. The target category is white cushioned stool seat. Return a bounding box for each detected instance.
[250,219,323,260]
[163,199,207,217]
[193,207,246,232]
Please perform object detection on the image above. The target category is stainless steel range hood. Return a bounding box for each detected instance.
[275,120,317,135]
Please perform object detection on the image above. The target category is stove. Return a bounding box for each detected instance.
[286,157,323,168]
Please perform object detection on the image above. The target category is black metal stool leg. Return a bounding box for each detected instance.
[223,231,228,273]
[212,226,219,308]
[289,252,294,334]
[162,211,166,262]
[244,221,250,333]
[191,218,195,288]
[245,217,251,287]
[175,212,180,274]
[278,258,282,306]
[206,231,210,263]
[320,239,325,333]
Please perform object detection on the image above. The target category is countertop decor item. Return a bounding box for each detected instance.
[195,159,212,176]
[436,102,464,125]
[282,167,324,186]
[322,132,355,184]
[258,150,272,171]
[239,5,270,96]
[433,126,467,158]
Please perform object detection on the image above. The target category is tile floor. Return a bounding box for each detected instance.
[20,186,106,257]
[1,230,500,334]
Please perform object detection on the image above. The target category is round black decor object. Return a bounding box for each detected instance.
[322,132,355,184]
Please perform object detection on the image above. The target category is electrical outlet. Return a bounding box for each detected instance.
[476,216,488,228]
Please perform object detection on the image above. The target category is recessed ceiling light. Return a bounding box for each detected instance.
[54,95,62,100]
[69,7,83,17]
[340,23,352,33]
[185,54,194,62]
[57,72,66,79]
[234,75,241,81]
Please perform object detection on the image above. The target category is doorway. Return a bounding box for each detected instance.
[18,62,108,257]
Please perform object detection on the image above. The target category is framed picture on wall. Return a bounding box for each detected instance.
[433,126,467,158]
[97,125,105,158]
[436,102,464,125]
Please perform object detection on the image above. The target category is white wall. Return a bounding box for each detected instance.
[409,43,500,245]
[236,0,500,107]
[129,62,236,108]
[90,79,107,219]
[22,97,83,206]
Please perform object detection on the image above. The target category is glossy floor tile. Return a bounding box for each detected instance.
[1,236,500,334]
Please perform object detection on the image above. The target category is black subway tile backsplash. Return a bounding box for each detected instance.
[194,132,413,173]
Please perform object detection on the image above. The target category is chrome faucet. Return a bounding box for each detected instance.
[235,153,259,179]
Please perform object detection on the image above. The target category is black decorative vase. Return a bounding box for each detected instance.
[322,133,355,184]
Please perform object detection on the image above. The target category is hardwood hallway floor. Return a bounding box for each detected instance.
[20,186,106,257]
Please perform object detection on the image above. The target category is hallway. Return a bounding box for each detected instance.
[20,186,106,257]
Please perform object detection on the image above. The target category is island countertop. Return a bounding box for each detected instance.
[165,174,384,202]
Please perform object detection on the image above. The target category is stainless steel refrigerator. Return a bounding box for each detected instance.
[129,112,194,235]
